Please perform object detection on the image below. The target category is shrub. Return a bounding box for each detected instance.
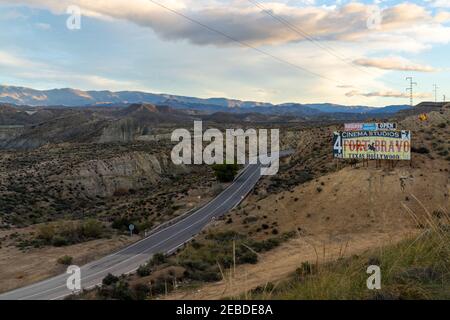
[137,264,152,277]
[112,217,140,234]
[184,269,221,282]
[206,231,242,242]
[149,279,170,296]
[36,220,106,247]
[80,219,103,239]
[250,238,280,252]
[113,188,129,197]
[212,163,239,182]
[111,280,134,300]
[295,261,316,277]
[411,146,430,154]
[57,255,73,265]
[150,253,166,266]
[133,283,150,300]
[180,259,210,271]
[37,224,55,242]
[237,251,258,264]
[102,273,119,286]
[51,235,68,247]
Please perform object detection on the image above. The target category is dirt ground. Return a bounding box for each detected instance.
[0,232,136,293]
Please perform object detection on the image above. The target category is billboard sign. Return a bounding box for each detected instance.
[333,130,411,160]
[344,123,397,131]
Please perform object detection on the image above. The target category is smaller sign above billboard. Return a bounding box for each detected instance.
[344,123,397,131]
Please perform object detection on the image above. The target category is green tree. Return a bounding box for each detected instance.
[212,163,239,182]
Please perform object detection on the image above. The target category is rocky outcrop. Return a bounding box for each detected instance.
[0,125,24,141]
[62,152,187,197]
[98,118,147,143]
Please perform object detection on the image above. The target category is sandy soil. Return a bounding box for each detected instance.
[0,233,136,293]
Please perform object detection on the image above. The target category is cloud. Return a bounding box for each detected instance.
[431,0,450,8]
[35,22,51,30]
[0,50,143,91]
[353,56,438,72]
[345,90,432,99]
[1,0,449,51]
[0,51,43,68]
[436,11,450,22]
[0,8,28,21]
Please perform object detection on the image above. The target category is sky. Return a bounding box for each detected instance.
[0,0,449,106]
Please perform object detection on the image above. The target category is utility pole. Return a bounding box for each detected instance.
[406,77,417,106]
[433,84,439,102]
[444,95,446,103]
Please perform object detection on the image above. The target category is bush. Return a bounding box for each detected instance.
[180,259,210,271]
[206,231,242,242]
[150,279,173,295]
[111,280,134,300]
[212,163,239,182]
[37,224,55,242]
[295,261,316,277]
[36,220,106,247]
[112,217,140,234]
[184,269,221,282]
[57,255,73,265]
[133,283,150,300]
[80,219,103,239]
[411,146,430,154]
[137,264,152,277]
[51,235,68,247]
[150,253,166,266]
[237,251,258,264]
[113,188,129,197]
[102,273,119,286]
[250,238,281,253]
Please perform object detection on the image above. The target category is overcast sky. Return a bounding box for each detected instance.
[0,0,449,106]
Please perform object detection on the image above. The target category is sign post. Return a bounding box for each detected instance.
[129,224,135,237]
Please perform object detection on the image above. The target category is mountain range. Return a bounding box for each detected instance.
[0,85,411,116]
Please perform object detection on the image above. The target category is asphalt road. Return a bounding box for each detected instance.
[0,158,279,300]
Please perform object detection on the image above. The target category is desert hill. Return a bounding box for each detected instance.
[164,108,449,299]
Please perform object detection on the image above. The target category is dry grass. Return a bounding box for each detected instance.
[246,200,450,300]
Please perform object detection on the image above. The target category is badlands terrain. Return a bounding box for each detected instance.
[0,101,448,299]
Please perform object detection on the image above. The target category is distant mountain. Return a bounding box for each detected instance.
[0,84,410,115]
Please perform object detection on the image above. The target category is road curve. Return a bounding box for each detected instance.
[0,159,277,300]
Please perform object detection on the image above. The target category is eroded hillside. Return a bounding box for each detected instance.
[161,108,449,300]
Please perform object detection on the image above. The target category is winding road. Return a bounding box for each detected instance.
[0,152,290,300]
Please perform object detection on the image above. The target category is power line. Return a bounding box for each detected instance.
[148,0,406,99]
[246,0,402,88]
[433,84,439,102]
[148,0,377,92]
[406,77,417,106]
